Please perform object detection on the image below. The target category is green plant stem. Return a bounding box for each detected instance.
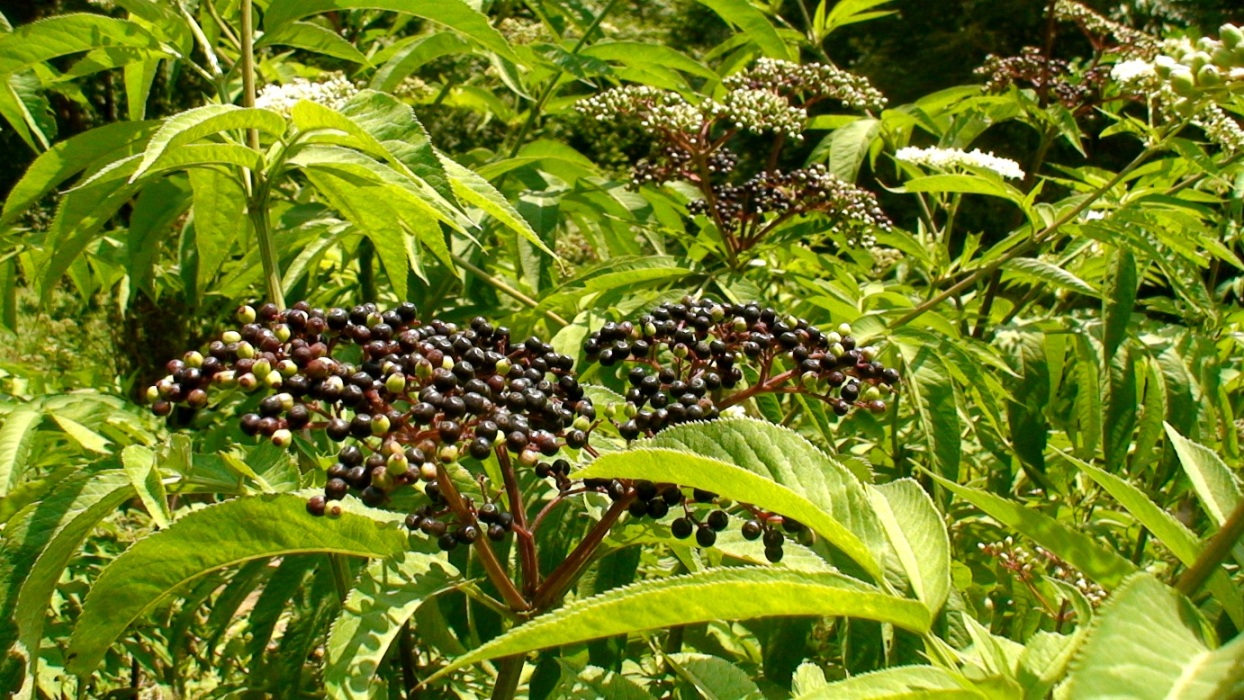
[399,621,420,698]
[328,553,352,602]
[450,252,569,326]
[239,0,285,309]
[491,655,525,700]
[1176,498,1244,597]
[887,144,1159,330]
[533,495,633,610]
[496,446,540,598]
[359,237,377,303]
[240,0,258,150]
[434,467,531,611]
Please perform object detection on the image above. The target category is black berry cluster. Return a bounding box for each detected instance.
[144,301,593,550]
[976,47,1108,112]
[582,296,898,441]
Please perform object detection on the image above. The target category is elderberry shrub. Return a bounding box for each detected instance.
[145,297,900,563]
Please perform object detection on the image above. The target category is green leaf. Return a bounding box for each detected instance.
[827,117,881,182]
[370,33,472,93]
[580,42,718,82]
[574,434,884,579]
[49,414,110,454]
[818,0,899,36]
[1003,258,1098,297]
[1057,449,1244,628]
[0,14,163,74]
[795,665,982,699]
[901,174,1028,208]
[666,653,763,700]
[189,166,247,289]
[927,473,1137,589]
[1,471,134,688]
[1165,423,1241,527]
[324,552,459,699]
[256,21,370,64]
[263,0,521,65]
[120,445,170,529]
[132,105,285,181]
[1071,334,1101,459]
[868,480,950,614]
[0,406,42,497]
[697,0,792,60]
[898,344,960,481]
[425,568,930,684]
[123,55,160,121]
[1103,346,1138,473]
[65,494,409,676]
[1101,249,1136,363]
[1060,574,1244,699]
[1,120,158,225]
[439,154,555,257]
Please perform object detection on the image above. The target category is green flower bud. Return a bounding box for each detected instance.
[1222,24,1244,49]
[1197,64,1222,87]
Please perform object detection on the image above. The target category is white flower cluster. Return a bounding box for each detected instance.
[705,88,807,140]
[255,73,358,118]
[497,17,546,45]
[724,58,887,112]
[895,146,1025,180]
[1111,59,1158,86]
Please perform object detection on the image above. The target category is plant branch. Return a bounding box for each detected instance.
[496,446,540,598]
[434,467,531,611]
[533,495,632,610]
[1176,498,1244,597]
[450,252,569,326]
[491,655,525,700]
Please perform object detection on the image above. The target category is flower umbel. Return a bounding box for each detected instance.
[896,146,1026,180]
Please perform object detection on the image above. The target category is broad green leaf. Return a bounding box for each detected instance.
[0,14,163,74]
[898,344,960,481]
[901,174,1027,206]
[1103,347,1138,473]
[928,473,1137,588]
[189,166,247,289]
[132,105,285,181]
[1058,574,1244,699]
[1057,449,1244,628]
[795,665,982,699]
[49,414,110,454]
[697,0,793,60]
[827,117,881,182]
[1101,249,1136,363]
[555,661,656,699]
[581,42,718,82]
[303,168,416,292]
[439,155,555,257]
[123,55,159,121]
[868,480,950,613]
[324,552,459,699]
[1,120,158,224]
[65,494,408,676]
[666,653,763,700]
[1071,334,1101,459]
[574,450,883,579]
[0,407,41,496]
[0,72,52,152]
[120,445,170,529]
[145,143,265,174]
[256,21,370,64]
[370,33,472,93]
[1165,423,1241,527]
[0,471,133,687]
[263,0,521,65]
[1004,258,1098,297]
[124,175,192,295]
[425,568,930,684]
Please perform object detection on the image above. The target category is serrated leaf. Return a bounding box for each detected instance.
[898,344,960,481]
[868,479,950,614]
[795,665,982,699]
[439,155,555,257]
[575,419,884,579]
[1056,449,1244,628]
[325,552,459,699]
[256,21,370,64]
[65,494,408,676]
[0,406,41,496]
[132,105,285,181]
[1004,258,1098,297]
[120,445,170,529]
[901,174,1026,206]
[1102,249,1136,363]
[49,414,110,453]
[666,653,763,700]
[927,473,1136,589]
[1,471,133,690]
[0,13,163,74]
[1165,423,1241,527]
[425,568,930,685]
[1072,334,1101,459]
[696,0,792,60]
[263,0,521,65]
[827,117,881,182]
[189,166,246,289]
[1059,574,1244,699]
[371,33,472,93]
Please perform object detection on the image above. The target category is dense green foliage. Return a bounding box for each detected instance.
[1,0,1244,698]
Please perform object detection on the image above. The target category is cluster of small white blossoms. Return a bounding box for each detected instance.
[1110,58,1158,87]
[980,537,1108,607]
[497,17,546,45]
[723,58,887,112]
[895,146,1025,180]
[255,73,358,118]
[576,85,703,134]
[705,87,807,140]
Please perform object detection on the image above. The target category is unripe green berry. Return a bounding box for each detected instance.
[238,373,259,391]
[252,359,272,379]
[386,453,408,476]
[1197,64,1222,87]
[860,346,877,361]
[221,330,242,344]
[837,323,852,336]
[416,359,434,380]
[276,393,294,411]
[274,325,291,342]
[495,358,513,375]
[264,371,283,390]
[236,341,256,360]
[573,415,592,431]
[145,386,160,403]
[830,342,846,358]
[1170,68,1197,96]
[271,429,293,447]
[277,360,298,377]
[184,351,204,368]
[385,373,406,394]
[438,445,459,463]
[420,462,439,481]
[236,305,257,324]
[371,414,392,436]
[214,370,237,386]
[1222,24,1244,49]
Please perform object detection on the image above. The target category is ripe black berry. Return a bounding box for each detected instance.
[695,526,717,547]
[671,517,693,539]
